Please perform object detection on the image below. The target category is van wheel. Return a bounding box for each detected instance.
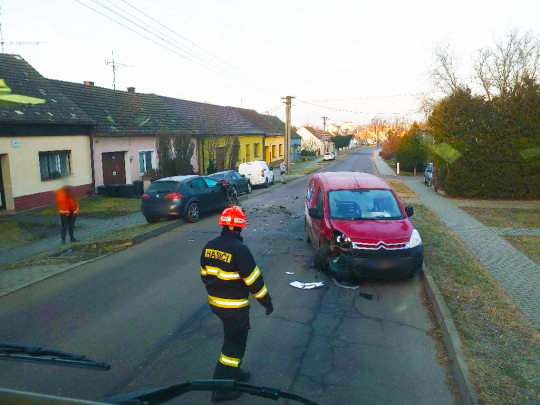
[405,264,423,279]
[304,220,311,244]
[247,183,252,194]
[264,178,269,188]
[314,242,331,271]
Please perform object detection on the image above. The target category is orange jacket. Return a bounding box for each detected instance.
[56,188,80,216]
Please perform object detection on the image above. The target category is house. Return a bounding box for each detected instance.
[50,80,193,188]
[159,97,265,174]
[234,108,286,166]
[263,115,302,163]
[324,123,340,135]
[297,127,335,156]
[0,54,95,212]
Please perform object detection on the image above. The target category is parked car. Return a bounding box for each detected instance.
[141,175,229,223]
[322,152,335,161]
[238,160,275,188]
[424,162,433,187]
[208,170,252,195]
[304,171,423,281]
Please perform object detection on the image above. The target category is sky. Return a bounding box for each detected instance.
[2,0,540,127]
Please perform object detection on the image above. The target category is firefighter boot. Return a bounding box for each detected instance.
[237,369,251,382]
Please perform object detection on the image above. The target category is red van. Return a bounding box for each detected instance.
[304,172,423,280]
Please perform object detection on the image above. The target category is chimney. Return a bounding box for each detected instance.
[127,87,135,93]
[83,81,94,87]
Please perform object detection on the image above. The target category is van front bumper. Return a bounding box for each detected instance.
[328,246,424,280]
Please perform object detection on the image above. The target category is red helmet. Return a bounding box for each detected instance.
[219,206,247,228]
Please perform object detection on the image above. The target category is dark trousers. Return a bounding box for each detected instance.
[211,306,250,380]
[60,214,76,241]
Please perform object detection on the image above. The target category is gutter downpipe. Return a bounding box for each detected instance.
[89,126,96,194]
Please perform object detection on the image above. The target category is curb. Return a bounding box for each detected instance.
[421,264,479,405]
[131,219,185,245]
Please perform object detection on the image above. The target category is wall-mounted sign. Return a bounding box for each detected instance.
[112,171,117,176]
[11,139,20,148]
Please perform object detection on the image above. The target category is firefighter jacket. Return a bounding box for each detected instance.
[200,228,272,310]
[56,188,80,216]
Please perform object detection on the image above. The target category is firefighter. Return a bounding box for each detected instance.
[200,205,273,403]
[56,185,79,244]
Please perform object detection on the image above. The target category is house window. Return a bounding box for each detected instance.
[279,144,283,156]
[272,145,277,159]
[139,150,156,173]
[254,143,260,157]
[39,150,71,180]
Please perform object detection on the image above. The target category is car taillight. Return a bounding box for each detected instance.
[261,170,265,177]
[142,194,151,199]
[221,180,228,185]
[165,193,183,199]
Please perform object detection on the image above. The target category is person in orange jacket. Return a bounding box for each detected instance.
[56,185,80,244]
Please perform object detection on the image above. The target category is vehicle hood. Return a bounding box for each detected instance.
[329,218,413,242]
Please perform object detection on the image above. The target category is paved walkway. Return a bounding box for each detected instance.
[373,149,397,176]
[405,179,540,327]
[489,227,540,236]
[0,212,145,266]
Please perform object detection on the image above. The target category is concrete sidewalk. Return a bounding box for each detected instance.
[405,178,540,327]
[373,149,397,176]
[0,212,146,266]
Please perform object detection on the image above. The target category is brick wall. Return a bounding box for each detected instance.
[14,184,93,212]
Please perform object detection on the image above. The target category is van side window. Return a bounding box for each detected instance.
[316,188,324,216]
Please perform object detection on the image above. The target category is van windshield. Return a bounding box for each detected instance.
[328,189,403,220]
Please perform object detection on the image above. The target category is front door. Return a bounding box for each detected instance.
[216,147,226,172]
[0,159,6,210]
[102,152,126,185]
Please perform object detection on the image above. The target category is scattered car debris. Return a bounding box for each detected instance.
[295,237,303,241]
[286,271,294,275]
[359,292,374,300]
[289,281,325,290]
[188,239,195,242]
[290,214,301,218]
[332,278,360,290]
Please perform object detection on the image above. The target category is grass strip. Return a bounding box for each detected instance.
[411,203,540,405]
[503,235,540,266]
[40,196,141,216]
[460,207,540,229]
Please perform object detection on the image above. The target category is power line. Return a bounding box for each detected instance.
[297,99,414,116]
[93,0,279,96]
[74,0,280,97]
[83,0,280,97]
[309,93,418,103]
[118,0,285,94]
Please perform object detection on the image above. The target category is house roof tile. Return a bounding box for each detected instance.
[159,96,263,136]
[0,54,93,125]
[49,80,191,136]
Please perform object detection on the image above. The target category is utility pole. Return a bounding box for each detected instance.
[0,7,46,53]
[282,95,295,174]
[105,51,133,90]
[322,116,328,133]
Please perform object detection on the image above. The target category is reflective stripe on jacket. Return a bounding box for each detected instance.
[56,188,80,216]
[200,228,272,310]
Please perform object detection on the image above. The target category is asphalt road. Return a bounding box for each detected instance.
[0,148,455,405]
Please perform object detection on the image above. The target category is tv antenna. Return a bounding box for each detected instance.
[0,7,47,53]
[105,51,133,90]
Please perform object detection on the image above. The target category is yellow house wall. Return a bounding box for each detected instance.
[199,134,264,174]
[0,136,93,203]
[264,135,285,164]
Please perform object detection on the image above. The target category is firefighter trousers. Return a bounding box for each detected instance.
[60,214,76,241]
[211,305,250,380]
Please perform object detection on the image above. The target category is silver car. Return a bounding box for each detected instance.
[424,163,433,187]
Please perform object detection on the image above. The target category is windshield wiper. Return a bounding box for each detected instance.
[101,380,321,405]
[0,342,110,371]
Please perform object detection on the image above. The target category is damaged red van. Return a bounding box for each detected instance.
[304,172,423,281]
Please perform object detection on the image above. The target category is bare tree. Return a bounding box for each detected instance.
[367,116,388,142]
[428,41,465,95]
[472,28,540,100]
